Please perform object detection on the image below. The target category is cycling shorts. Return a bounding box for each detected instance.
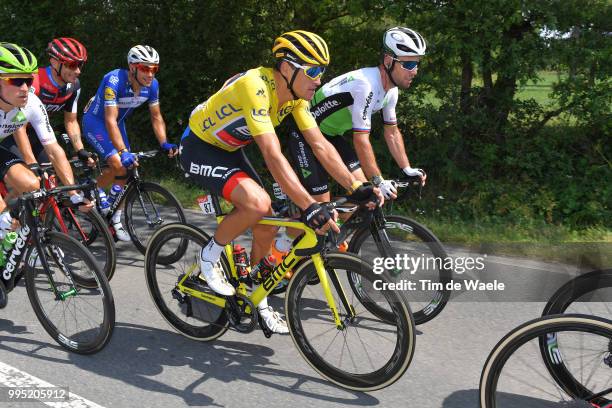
[82,113,129,161]
[286,117,360,195]
[179,126,262,201]
[0,145,25,181]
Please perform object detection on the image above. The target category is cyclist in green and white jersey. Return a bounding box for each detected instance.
[287,27,427,202]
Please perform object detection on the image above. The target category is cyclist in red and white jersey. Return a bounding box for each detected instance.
[0,43,92,232]
[1,38,94,166]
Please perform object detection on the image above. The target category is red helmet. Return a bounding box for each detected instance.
[47,37,87,63]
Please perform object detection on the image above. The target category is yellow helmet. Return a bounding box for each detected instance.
[272,30,330,66]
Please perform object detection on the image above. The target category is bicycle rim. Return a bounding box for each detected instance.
[125,182,187,260]
[25,232,115,354]
[286,252,415,391]
[145,223,229,341]
[480,314,612,408]
[349,215,451,325]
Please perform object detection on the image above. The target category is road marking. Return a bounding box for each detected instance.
[0,361,105,407]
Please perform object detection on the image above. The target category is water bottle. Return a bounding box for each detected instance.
[233,245,250,281]
[98,188,110,215]
[249,255,275,284]
[0,232,18,268]
[107,184,123,207]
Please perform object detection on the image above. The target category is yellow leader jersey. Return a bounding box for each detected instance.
[188,67,317,151]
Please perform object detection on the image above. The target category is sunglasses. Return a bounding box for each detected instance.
[393,58,419,71]
[63,60,85,70]
[286,60,325,80]
[136,64,159,74]
[0,77,34,87]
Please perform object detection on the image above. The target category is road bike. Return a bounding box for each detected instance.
[83,150,187,263]
[0,181,115,354]
[269,176,452,325]
[145,194,416,391]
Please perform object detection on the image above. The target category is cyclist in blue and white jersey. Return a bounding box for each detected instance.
[82,45,177,240]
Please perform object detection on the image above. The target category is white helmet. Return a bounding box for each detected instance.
[383,27,426,57]
[127,45,159,64]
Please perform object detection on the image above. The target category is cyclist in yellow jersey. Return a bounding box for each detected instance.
[179,31,379,334]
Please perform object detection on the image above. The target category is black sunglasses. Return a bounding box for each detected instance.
[1,77,34,87]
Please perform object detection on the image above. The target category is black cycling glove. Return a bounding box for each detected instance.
[301,203,332,230]
[347,182,378,204]
[77,149,93,162]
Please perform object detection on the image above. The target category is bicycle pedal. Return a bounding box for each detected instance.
[171,288,186,304]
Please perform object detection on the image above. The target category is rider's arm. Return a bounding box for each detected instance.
[149,103,168,145]
[383,124,410,169]
[300,126,364,187]
[44,141,76,186]
[254,133,316,210]
[13,126,37,165]
[64,86,86,151]
[104,105,127,152]
[64,112,85,151]
[353,131,382,179]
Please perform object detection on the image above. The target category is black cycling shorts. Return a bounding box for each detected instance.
[0,144,25,181]
[286,116,360,195]
[179,127,263,200]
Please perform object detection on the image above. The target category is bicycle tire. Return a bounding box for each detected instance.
[285,252,416,391]
[349,215,451,325]
[124,181,187,263]
[540,269,612,401]
[25,231,115,354]
[145,223,229,341]
[44,205,117,286]
[480,314,612,407]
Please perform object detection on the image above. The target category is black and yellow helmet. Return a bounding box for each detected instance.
[272,30,330,66]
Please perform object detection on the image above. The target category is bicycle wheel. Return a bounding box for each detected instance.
[124,181,187,262]
[44,205,117,286]
[25,231,115,354]
[349,215,451,325]
[285,252,415,391]
[480,314,612,408]
[540,269,612,399]
[145,223,229,341]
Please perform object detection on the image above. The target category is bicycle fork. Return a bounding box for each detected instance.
[311,254,356,328]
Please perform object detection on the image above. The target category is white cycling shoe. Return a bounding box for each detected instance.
[199,258,235,296]
[113,222,131,242]
[259,306,289,334]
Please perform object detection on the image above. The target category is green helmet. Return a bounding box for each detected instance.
[0,43,38,75]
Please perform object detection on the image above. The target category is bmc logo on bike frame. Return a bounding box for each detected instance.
[262,256,296,291]
[2,225,31,281]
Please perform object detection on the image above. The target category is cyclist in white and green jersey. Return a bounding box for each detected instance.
[287,27,427,201]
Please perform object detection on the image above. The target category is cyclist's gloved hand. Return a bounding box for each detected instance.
[120,150,137,168]
[0,211,13,232]
[347,182,376,203]
[77,149,93,162]
[70,193,94,213]
[161,142,178,157]
[378,179,397,200]
[301,202,332,230]
[402,167,427,185]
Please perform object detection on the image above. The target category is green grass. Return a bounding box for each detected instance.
[515,71,565,107]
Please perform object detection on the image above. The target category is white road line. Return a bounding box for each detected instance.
[0,361,105,408]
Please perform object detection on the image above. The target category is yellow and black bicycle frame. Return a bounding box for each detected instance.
[175,215,353,329]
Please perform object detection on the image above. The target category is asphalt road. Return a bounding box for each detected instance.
[0,211,608,408]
